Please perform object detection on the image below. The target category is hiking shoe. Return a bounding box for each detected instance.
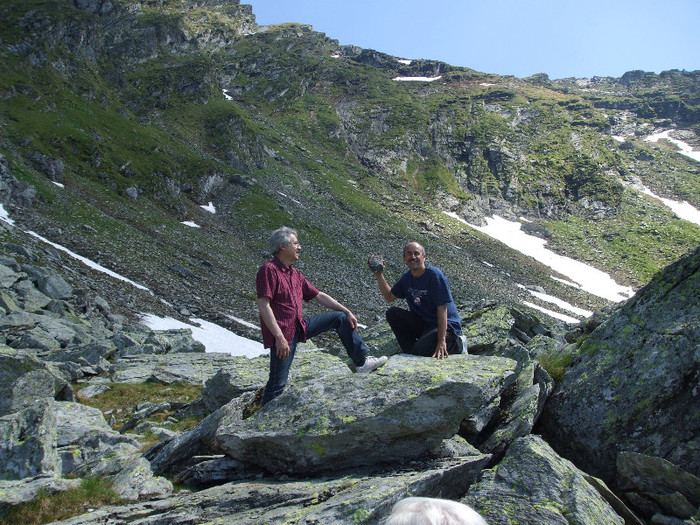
[356,355,388,373]
[458,334,468,354]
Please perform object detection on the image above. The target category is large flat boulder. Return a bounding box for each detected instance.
[214,352,517,475]
[148,351,518,478]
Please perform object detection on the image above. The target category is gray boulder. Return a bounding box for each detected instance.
[464,435,626,524]
[461,336,554,456]
[202,367,262,413]
[0,262,22,288]
[0,476,82,518]
[49,456,491,525]
[0,167,36,207]
[540,245,700,482]
[0,397,172,509]
[1,311,96,353]
[110,456,173,501]
[617,451,700,522]
[217,352,516,475]
[142,328,206,354]
[462,303,516,353]
[108,351,264,385]
[11,278,52,311]
[0,347,71,417]
[19,264,73,300]
[148,351,519,477]
[112,326,205,357]
[54,401,140,476]
[45,342,116,377]
[0,399,60,480]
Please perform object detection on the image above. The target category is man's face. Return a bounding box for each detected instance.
[403,242,426,272]
[279,234,302,263]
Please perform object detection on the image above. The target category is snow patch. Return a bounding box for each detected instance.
[200,202,216,214]
[445,212,634,303]
[140,314,266,358]
[393,76,442,82]
[645,129,700,162]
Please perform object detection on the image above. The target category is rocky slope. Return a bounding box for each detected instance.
[0,223,698,524]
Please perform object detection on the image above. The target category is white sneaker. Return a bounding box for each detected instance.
[458,334,468,354]
[356,355,388,374]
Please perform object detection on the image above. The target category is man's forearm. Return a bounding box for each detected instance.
[437,304,448,343]
[374,272,395,303]
[431,304,449,359]
[314,292,359,330]
[315,292,347,313]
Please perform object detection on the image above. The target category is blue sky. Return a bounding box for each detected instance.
[248,0,700,80]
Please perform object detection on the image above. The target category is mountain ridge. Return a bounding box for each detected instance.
[0,0,698,337]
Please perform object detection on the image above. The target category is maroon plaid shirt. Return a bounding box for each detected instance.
[256,256,319,349]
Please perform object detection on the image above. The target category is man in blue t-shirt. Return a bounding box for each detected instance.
[371,241,463,358]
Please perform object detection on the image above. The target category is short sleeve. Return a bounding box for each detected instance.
[256,264,277,300]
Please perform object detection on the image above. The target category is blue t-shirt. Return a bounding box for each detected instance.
[391,265,461,335]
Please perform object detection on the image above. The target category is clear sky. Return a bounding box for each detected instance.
[248,0,700,80]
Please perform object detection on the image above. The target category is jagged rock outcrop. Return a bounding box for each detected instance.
[49,457,490,525]
[0,249,620,524]
[0,257,190,514]
[540,244,700,523]
[464,435,630,525]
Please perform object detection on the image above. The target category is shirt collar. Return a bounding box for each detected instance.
[272,256,293,273]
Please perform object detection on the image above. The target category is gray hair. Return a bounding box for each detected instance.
[384,497,488,525]
[269,227,297,255]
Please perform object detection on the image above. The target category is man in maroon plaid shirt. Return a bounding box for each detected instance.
[256,227,387,405]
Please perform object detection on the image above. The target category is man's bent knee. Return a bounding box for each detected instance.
[386,306,402,323]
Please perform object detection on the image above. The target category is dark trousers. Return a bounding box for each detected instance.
[261,311,368,405]
[386,306,459,357]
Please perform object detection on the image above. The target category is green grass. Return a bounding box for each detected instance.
[75,381,203,431]
[542,188,700,287]
[536,347,576,384]
[1,0,699,322]
[0,477,124,525]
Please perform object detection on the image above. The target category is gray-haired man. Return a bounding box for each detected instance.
[256,227,387,405]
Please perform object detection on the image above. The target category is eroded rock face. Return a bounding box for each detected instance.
[464,435,626,525]
[540,246,700,482]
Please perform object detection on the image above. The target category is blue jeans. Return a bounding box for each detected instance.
[261,311,369,405]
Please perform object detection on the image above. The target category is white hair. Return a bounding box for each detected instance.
[269,226,297,255]
[384,497,488,525]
